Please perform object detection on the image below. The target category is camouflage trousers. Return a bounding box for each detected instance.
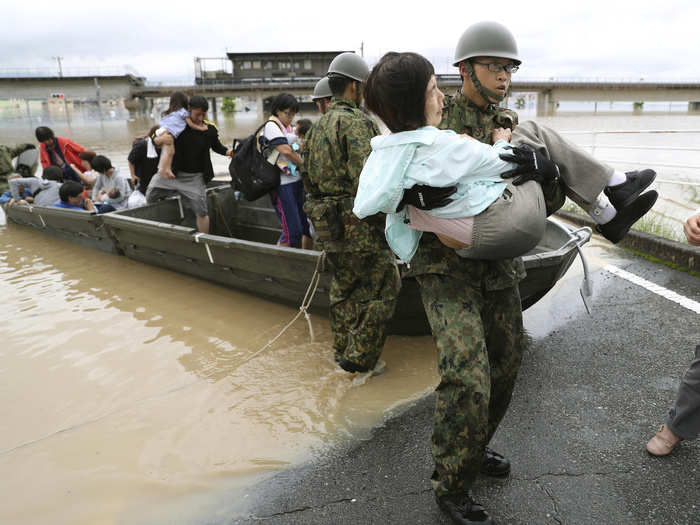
[416,272,526,498]
[326,249,401,370]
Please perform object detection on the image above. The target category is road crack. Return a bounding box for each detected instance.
[536,479,564,525]
[513,468,635,482]
[246,497,355,521]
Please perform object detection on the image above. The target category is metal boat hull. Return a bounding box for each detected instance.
[5,184,583,335]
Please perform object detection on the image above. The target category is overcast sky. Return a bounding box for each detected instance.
[3,0,698,84]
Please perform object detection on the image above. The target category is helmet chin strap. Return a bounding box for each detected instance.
[465,60,505,103]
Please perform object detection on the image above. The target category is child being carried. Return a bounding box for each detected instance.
[153,92,208,179]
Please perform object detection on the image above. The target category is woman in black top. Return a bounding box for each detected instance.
[145,96,231,233]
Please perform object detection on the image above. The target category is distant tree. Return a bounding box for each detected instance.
[222,97,236,113]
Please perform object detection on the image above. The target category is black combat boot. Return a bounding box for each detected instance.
[595,190,658,244]
[481,447,511,477]
[337,357,370,373]
[436,493,495,525]
[604,169,656,209]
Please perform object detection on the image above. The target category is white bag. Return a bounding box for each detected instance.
[127,190,147,209]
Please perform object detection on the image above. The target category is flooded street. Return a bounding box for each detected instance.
[1,104,699,523]
[0,226,439,524]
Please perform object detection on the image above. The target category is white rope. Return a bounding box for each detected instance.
[235,251,326,367]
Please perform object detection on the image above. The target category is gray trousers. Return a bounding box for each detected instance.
[665,345,700,440]
[513,121,613,207]
[457,121,615,260]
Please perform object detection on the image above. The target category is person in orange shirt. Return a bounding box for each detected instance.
[35,126,86,184]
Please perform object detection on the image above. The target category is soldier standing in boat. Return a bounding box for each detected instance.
[0,143,36,191]
[301,52,400,374]
[415,21,659,525]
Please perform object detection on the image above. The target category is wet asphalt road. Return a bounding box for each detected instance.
[227,244,700,525]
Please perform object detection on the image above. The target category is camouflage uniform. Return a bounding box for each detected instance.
[0,144,33,192]
[302,98,400,370]
[412,91,528,498]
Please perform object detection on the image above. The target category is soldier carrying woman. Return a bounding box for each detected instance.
[354,22,659,525]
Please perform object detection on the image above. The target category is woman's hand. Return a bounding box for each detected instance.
[492,127,512,143]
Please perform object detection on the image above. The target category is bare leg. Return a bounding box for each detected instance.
[301,235,313,250]
[196,215,210,234]
[154,132,175,179]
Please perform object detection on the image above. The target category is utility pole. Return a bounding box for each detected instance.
[360,42,364,58]
[52,56,63,77]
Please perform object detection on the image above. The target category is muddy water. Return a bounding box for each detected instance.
[1,105,698,522]
[0,226,439,524]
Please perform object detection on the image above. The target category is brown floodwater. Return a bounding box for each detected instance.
[1,104,697,523]
[0,225,441,524]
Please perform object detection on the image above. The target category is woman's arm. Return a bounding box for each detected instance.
[275,144,303,166]
[128,161,137,185]
[91,175,103,200]
[416,132,514,188]
[207,125,231,156]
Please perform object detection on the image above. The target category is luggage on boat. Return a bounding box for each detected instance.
[15,148,38,177]
[228,122,281,201]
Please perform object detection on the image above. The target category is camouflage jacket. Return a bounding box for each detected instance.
[0,144,33,178]
[408,91,526,288]
[302,98,386,253]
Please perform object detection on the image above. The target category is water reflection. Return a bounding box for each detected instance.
[0,225,438,524]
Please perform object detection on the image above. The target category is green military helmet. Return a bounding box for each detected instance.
[327,52,370,82]
[453,21,521,66]
[312,77,333,100]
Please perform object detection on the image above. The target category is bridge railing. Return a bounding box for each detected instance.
[560,129,700,185]
[0,66,142,78]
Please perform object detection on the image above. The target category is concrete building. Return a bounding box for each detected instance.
[195,51,352,84]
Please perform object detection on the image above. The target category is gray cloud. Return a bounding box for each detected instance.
[2,0,698,83]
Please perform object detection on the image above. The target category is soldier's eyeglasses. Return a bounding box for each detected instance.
[473,62,519,74]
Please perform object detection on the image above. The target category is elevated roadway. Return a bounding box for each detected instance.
[0,74,145,102]
[2,74,700,116]
[130,76,700,116]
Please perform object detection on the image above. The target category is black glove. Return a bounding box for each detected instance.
[499,144,560,186]
[396,184,457,212]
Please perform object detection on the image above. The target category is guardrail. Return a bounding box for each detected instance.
[0,67,142,78]
[560,129,700,185]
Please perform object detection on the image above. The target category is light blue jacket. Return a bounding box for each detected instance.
[353,126,515,261]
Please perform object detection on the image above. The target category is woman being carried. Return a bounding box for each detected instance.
[353,52,658,261]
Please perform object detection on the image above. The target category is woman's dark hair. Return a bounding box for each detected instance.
[90,155,113,173]
[163,91,189,116]
[35,126,55,142]
[59,180,84,201]
[42,165,63,182]
[189,95,209,111]
[270,93,299,117]
[78,150,96,162]
[364,52,435,132]
[133,125,160,145]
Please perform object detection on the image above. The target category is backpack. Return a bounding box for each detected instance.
[228,121,282,201]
